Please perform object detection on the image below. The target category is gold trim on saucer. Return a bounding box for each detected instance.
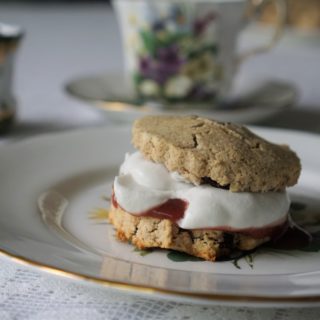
[65,74,298,124]
[97,101,150,112]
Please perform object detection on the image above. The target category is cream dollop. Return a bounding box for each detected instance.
[113,152,290,230]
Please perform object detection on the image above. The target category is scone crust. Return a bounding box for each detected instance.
[109,204,269,261]
[132,115,301,192]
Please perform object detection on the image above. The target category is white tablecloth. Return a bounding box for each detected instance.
[0,4,320,319]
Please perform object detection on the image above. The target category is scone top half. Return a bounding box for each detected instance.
[132,115,301,192]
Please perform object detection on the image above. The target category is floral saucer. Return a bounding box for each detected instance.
[65,72,297,124]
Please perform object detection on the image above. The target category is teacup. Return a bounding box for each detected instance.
[113,0,286,106]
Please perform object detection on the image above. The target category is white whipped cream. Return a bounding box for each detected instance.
[113,152,290,230]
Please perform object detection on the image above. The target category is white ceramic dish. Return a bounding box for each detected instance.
[0,126,320,307]
[65,73,297,124]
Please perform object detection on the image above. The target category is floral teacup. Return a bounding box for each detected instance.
[113,0,286,106]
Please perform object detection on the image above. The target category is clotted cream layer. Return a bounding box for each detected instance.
[113,152,290,230]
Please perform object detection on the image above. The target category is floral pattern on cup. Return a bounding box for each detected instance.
[130,6,223,103]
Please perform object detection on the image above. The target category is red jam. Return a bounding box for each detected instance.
[205,218,289,239]
[111,192,187,223]
[139,198,188,222]
[111,192,118,209]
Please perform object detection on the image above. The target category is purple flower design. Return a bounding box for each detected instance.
[193,12,218,36]
[139,45,185,84]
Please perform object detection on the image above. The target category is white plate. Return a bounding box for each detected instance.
[0,125,320,307]
[65,73,297,124]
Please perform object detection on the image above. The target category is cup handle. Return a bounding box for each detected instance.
[237,0,287,65]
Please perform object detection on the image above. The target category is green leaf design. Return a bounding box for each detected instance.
[140,29,157,56]
[167,251,203,262]
[101,195,111,202]
[230,251,255,270]
[133,247,153,256]
[232,259,241,269]
[187,44,218,59]
[204,43,219,55]
[159,32,189,48]
[132,72,144,86]
[244,254,254,269]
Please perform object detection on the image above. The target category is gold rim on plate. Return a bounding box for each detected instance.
[1,246,320,305]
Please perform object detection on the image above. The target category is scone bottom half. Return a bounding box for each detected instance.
[109,115,302,262]
[109,203,270,262]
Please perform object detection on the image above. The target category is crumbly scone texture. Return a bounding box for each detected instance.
[132,115,301,192]
[109,205,269,261]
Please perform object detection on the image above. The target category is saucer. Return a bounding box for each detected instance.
[65,73,298,123]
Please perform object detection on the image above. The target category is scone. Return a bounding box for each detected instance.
[109,115,301,261]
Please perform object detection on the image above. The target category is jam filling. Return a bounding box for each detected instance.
[112,192,187,222]
[205,219,289,239]
[139,198,188,221]
[111,192,311,250]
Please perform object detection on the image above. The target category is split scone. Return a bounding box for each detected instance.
[109,115,301,261]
